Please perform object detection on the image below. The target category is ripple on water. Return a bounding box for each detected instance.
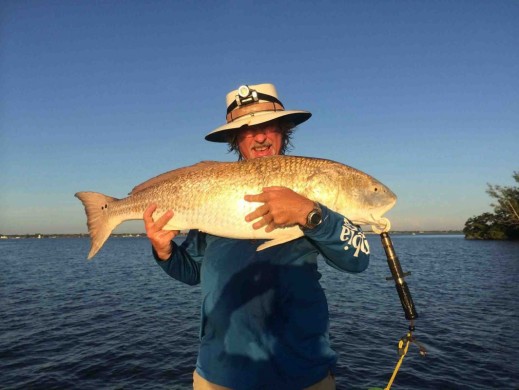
[1,236,518,389]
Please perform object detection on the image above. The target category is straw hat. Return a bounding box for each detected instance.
[205,83,312,142]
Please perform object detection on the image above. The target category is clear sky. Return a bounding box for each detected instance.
[1,0,518,234]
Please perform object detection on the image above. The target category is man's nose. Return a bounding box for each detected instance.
[253,130,268,142]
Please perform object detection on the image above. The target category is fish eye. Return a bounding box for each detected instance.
[374,187,378,192]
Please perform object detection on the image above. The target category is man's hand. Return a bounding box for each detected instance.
[143,204,179,260]
[244,186,314,232]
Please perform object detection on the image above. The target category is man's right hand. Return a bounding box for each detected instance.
[143,204,178,261]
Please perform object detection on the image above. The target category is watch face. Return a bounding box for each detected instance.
[310,212,322,226]
[308,209,322,228]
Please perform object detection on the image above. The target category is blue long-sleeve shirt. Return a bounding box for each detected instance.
[155,204,369,390]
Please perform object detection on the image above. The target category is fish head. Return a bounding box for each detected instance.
[334,167,397,229]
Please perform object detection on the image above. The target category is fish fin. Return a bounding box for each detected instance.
[129,161,224,195]
[256,228,304,251]
[75,192,122,259]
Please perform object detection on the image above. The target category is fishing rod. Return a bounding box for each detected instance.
[380,232,418,322]
[369,232,426,390]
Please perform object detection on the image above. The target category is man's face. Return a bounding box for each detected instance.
[237,121,283,160]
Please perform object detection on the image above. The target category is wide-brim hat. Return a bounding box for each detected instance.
[205,83,312,142]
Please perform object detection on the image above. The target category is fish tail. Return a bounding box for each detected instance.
[75,191,122,259]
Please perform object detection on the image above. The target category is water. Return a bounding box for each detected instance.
[1,235,518,389]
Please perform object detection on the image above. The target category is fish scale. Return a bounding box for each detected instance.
[75,155,397,259]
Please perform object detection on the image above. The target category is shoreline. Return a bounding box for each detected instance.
[0,231,464,240]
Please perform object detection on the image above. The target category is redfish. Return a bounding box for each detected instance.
[76,155,396,259]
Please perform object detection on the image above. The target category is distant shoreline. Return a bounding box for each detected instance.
[0,231,463,240]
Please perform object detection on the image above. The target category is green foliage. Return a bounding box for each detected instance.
[464,171,519,240]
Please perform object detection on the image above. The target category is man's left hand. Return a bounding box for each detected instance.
[244,186,314,232]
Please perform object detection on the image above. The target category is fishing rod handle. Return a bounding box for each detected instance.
[380,232,418,321]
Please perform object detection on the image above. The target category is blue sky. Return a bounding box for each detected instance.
[1,0,517,234]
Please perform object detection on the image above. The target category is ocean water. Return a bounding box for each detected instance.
[1,235,518,390]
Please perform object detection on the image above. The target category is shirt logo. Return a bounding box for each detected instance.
[340,218,370,257]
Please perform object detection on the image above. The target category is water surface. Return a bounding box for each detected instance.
[1,235,518,389]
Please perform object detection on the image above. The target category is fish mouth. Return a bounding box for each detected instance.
[370,216,391,233]
[368,196,397,233]
[383,196,397,213]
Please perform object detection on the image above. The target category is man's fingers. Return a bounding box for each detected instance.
[143,204,157,222]
[244,187,286,202]
[158,229,177,240]
[251,210,275,230]
[265,222,277,233]
[244,187,302,230]
[154,210,174,230]
[245,204,269,222]
[143,204,174,232]
[261,186,285,192]
[252,219,265,230]
[244,193,267,203]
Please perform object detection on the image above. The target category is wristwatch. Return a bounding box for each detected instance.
[304,202,323,230]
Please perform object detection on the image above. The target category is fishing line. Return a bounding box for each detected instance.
[368,232,427,390]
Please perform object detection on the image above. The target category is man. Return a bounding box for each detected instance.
[144,83,370,389]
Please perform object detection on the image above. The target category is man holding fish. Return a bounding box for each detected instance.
[143,84,374,390]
